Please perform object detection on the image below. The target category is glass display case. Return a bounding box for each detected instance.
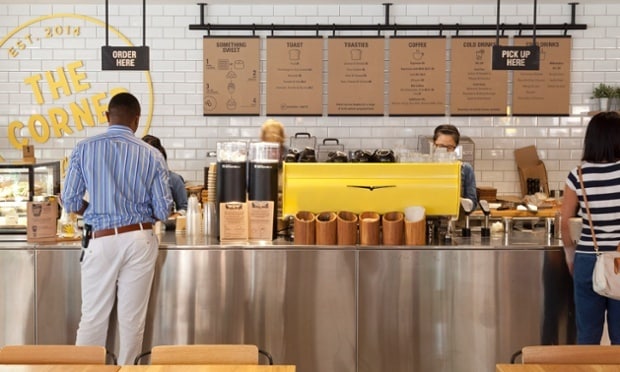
[0,161,60,233]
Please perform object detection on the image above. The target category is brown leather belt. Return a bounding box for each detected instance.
[92,222,152,239]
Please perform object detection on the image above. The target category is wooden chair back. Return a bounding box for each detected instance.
[0,345,106,365]
[522,345,620,364]
[150,344,259,365]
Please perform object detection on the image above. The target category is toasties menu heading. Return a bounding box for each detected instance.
[450,37,508,116]
[328,37,385,116]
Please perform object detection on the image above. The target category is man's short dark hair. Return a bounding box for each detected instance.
[108,92,141,118]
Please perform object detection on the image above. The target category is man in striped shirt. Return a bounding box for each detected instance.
[62,92,173,365]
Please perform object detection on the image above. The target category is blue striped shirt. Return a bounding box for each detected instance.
[566,161,620,252]
[62,125,173,231]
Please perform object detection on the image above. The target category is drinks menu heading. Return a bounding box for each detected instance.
[203,37,260,115]
[328,37,385,116]
[512,37,571,116]
[450,37,508,116]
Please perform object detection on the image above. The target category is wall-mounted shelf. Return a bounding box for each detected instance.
[188,3,587,36]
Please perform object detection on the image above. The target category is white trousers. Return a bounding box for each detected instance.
[76,229,159,365]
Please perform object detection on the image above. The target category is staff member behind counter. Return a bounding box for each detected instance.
[142,134,188,217]
[433,124,478,207]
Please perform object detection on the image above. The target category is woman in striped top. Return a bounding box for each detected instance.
[561,111,620,344]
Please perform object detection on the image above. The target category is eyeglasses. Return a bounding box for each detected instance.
[434,143,456,152]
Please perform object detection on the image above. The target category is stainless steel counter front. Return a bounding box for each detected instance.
[0,231,573,372]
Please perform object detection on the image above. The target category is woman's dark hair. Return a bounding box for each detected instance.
[433,124,461,146]
[142,135,167,161]
[582,111,620,163]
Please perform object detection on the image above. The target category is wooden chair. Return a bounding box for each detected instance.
[522,345,620,364]
[0,345,107,365]
[135,344,270,365]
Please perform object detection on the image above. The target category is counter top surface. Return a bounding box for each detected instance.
[0,230,562,250]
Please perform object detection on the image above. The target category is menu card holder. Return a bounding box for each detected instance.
[359,211,380,246]
[316,211,337,245]
[337,211,358,246]
[294,211,316,245]
[382,211,404,246]
[405,217,426,246]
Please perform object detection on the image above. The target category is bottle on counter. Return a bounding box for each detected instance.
[203,201,216,237]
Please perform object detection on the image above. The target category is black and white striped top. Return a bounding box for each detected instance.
[566,161,620,252]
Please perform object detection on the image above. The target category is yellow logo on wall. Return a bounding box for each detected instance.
[0,13,155,161]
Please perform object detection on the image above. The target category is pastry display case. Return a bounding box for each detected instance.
[0,161,60,233]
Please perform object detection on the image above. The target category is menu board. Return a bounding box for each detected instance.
[389,37,446,116]
[450,37,508,116]
[203,37,260,115]
[266,37,323,116]
[327,37,385,116]
[512,37,571,116]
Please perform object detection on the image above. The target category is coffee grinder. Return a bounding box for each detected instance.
[460,198,474,237]
[479,200,491,237]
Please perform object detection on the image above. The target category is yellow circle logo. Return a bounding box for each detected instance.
[0,13,155,161]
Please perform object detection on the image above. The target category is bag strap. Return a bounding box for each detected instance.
[578,165,599,252]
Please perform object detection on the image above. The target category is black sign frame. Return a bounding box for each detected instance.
[101,46,150,71]
[492,45,540,71]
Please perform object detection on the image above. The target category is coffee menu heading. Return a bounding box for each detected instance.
[201,36,572,117]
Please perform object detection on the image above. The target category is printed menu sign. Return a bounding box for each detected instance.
[512,37,571,116]
[450,37,508,116]
[203,37,260,115]
[266,37,323,116]
[328,37,385,116]
[389,37,446,116]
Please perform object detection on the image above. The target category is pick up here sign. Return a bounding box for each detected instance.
[492,45,540,70]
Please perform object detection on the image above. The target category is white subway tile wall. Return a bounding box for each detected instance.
[0,3,619,196]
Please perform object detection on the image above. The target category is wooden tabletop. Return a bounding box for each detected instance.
[472,207,558,218]
[120,366,295,372]
[0,366,120,372]
[497,364,620,372]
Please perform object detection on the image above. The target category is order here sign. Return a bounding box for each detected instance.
[101,46,150,71]
[492,45,540,70]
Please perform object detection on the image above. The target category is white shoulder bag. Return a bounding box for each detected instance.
[578,166,620,301]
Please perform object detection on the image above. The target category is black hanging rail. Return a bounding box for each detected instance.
[189,2,587,35]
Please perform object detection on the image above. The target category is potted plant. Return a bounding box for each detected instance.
[612,87,620,112]
[592,83,615,111]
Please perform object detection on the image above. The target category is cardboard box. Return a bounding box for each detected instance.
[22,145,35,163]
[27,199,58,242]
[514,145,549,197]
